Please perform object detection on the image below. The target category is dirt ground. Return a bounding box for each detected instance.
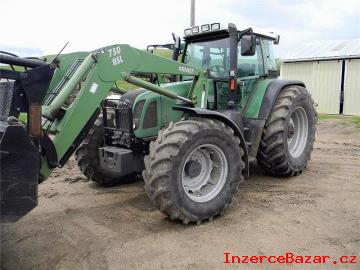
[1,118,360,270]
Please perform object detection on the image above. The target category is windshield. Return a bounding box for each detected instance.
[183,38,230,79]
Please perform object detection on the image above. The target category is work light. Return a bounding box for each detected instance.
[211,23,220,30]
[184,28,192,36]
[192,26,200,34]
[201,24,210,32]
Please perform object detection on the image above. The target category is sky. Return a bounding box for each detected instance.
[1,0,359,58]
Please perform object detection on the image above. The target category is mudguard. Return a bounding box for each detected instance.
[258,80,305,119]
[243,80,306,158]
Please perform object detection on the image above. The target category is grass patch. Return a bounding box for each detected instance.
[318,114,360,130]
[318,114,338,120]
[18,113,27,124]
[152,48,172,58]
[115,80,138,91]
[0,64,26,72]
[114,48,172,91]
[352,117,360,129]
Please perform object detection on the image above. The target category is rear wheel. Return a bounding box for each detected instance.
[257,85,317,176]
[143,118,245,224]
[75,115,136,186]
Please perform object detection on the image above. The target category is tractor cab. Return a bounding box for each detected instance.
[180,23,279,110]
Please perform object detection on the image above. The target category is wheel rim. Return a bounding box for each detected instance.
[181,144,228,203]
[287,107,308,158]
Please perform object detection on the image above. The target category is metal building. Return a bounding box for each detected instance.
[281,39,360,116]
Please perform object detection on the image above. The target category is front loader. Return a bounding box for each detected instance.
[0,23,316,223]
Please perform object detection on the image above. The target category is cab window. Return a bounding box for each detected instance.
[265,40,277,72]
[183,38,230,79]
[237,39,264,77]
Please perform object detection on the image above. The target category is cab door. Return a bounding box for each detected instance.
[237,39,265,110]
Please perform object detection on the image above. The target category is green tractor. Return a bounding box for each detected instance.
[0,23,316,223]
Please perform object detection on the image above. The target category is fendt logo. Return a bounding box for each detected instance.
[179,66,194,74]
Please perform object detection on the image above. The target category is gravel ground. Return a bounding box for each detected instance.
[1,118,360,270]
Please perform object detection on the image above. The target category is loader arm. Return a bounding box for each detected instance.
[40,44,207,180]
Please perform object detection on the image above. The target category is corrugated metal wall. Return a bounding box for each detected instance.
[281,61,342,114]
[343,59,360,116]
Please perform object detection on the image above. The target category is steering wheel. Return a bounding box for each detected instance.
[209,65,226,72]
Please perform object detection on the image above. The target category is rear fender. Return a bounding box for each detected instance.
[242,80,306,158]
[258,80,305,119]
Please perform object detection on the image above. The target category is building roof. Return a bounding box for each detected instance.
[282,39,360,62]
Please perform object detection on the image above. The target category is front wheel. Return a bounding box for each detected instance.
[143,118,245,224]
[75,115,137,186]
[257,85,317,176]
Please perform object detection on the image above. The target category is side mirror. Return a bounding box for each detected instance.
[274,34,280,45]
[171,33,182,76]
[172,33,181,50]
[241,34,256,56]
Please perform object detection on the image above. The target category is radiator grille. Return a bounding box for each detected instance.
[102,98,133,132]
[114,99,132,131]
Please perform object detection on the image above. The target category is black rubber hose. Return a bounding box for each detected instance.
[0,54,46,68]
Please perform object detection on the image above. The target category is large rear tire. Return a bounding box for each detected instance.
[143,118,245,224]
[257,85,317,176]
[75,115,136,186]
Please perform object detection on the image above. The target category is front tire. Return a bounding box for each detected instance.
[257,85,317,176]
[75,115,136,186]
[143,118,245,224]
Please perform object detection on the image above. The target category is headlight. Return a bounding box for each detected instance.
[132,99,145,130]
[133,119,140,130]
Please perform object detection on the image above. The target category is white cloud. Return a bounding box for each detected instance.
[1,0,190,55]
[284,0,360,29]
[1,0,359,57]
[0,0,266,55]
